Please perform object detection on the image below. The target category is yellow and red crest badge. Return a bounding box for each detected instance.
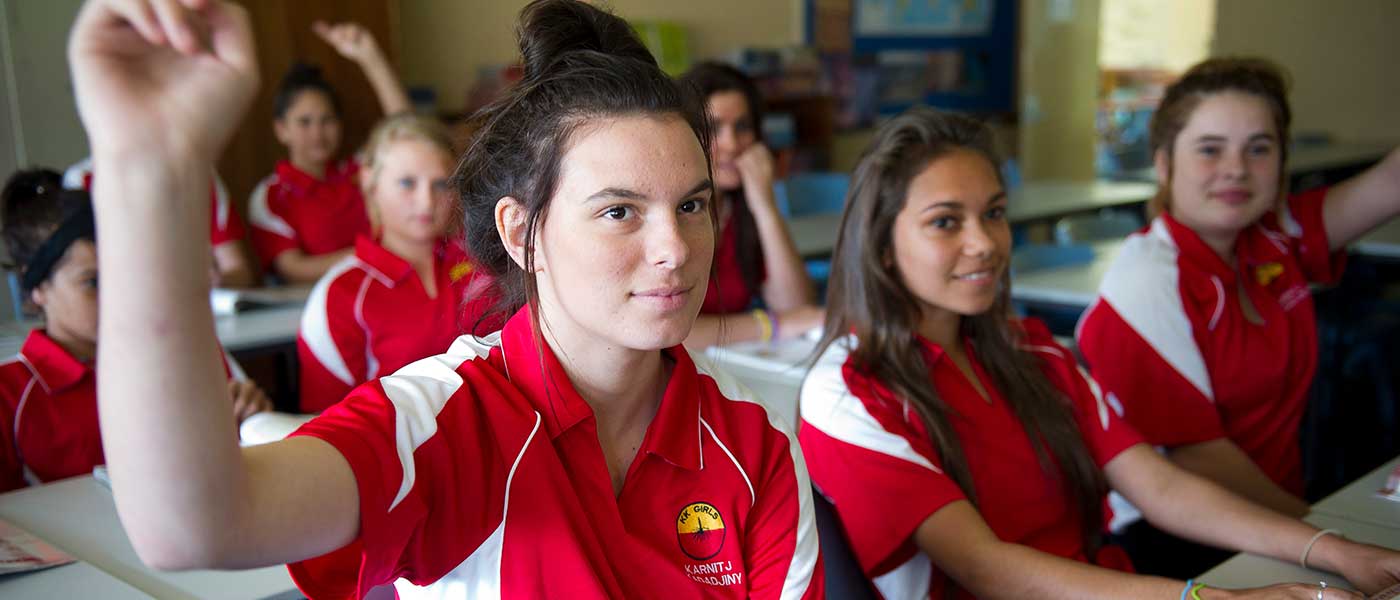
[1254,262,1284,286]
[676,501,725,560]
[449,261,474,283]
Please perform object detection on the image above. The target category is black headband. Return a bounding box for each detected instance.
[21,204,95,292]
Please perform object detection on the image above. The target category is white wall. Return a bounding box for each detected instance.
[2,0,88,170]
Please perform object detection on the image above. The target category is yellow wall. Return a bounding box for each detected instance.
[1213,0,1400,141]
[1019,0,1101,181]
[398,0,802,112]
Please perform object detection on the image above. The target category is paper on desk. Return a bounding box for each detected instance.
[1379,463,1400,502]
[240,412,315,446]
[210,286,312,316]
[0,518,73,574]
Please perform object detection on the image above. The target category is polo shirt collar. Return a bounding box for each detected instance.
[1160,213,1241,282]
[498,307,703,470]
[20,329,90,392]
[354,235,413,284]
[274,159,358,191]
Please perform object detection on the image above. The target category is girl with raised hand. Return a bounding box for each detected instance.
[249,20,411,283]
[797,106,1399,599]
[678,62,824,347]
[1075,58,1400,572]
[70,0,821,598]
[296,114,496,413]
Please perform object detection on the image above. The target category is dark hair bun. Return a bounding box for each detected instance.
[517,0,656,81]
[1,169,62,209]
[279,62,328,89]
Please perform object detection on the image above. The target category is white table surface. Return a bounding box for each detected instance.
[1355,218,1400,260]
[785,180,1157,258]
[705,335,821,427]
[1309,456,1400,529]
[0,476,297,600]
[1199,512,1400,591]
[1009,241,1123,310]
[0,560,154,598]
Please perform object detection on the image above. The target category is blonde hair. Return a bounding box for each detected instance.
[358,113,457,234]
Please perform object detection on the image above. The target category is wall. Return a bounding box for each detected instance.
[1,0,88,170]
[1019,0,1101,181]
[1213,0,1400,142]
[1100,0,1214,73]
[397,0,803,112]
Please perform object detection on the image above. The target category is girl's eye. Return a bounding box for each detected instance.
[1248,144,1273,156]
[679,199,705,214]
[431,180,450,193]
[398,177,415,189]
[1197,146,1220,157]
[604,206,632,220]
[985,206,1007,220]
[84,277,98,290]
[930,216,958,230]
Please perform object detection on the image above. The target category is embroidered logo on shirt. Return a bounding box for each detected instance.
[676,501,726,561]
[1254,262,1284,286]
[449,262,474,282]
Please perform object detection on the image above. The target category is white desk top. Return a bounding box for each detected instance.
[1009,242,1123,309]
[0,476,297,600]
[705,336,821,427]
[1310,456,1400,529]
[1355,218,1400,260]
[0,560,153,599]
[1199,512,1400,591]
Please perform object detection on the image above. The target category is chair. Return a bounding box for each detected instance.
[811,486,877,600]
[775,173,850,293]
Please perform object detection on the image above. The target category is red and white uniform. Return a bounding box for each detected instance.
[64,157,246,248]
[248,159,370,269]
[0,330,247,492]
[297,235,496,413]
[701,205,766,314]
[1076,189,1343,494]
[798,320,1141,600]
[287,307,823,599]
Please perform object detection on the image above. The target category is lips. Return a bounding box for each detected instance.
[632,286,693,310]
[1211,189,1253,205]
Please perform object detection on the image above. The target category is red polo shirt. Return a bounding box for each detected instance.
[248,159,370,269]
[64,158,246,248]
[1076,189,1343,494]
[799,320,1141,600]
[297,235,497,413]
[701,205,766,314]
[287,307,823,599]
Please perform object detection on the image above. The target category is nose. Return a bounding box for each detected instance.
[1221,148,1247,179]
[963,219,997,258]
[714,125,736,156]
[647,213,692,271]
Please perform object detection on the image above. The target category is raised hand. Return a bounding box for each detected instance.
[69,0,259,162]
[313,20,384,65]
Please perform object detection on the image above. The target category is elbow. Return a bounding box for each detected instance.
[125,518,239,571]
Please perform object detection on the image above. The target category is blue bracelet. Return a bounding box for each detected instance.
[1181,579,1195,600]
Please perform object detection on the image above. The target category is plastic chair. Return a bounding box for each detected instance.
[812,486,877,600]
[1052,210,1143,246]
[6,272,24,322]
[775,172,850,218]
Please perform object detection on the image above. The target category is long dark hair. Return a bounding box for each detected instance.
[816,106,1109,562]
[679,61,764,299]
[452,0,712,335]
[1147,57,1292,219]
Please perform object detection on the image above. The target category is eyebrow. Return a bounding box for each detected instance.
[585,179,713,203]
[1194,133,1277,144]
[918,191,1006,214]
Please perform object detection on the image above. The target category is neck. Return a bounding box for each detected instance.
[916,308,963,353]
[537,303,666,435]
[46,328,94,363]
[290,155,327,179]
[1172,211,1241,266]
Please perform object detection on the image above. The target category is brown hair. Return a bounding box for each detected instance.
[1,168,90,277]
[815,106,1109,565]
[452,0,712,335]
[679,62,764,298]
[1148,57,1292,218]
[358,113,457,235]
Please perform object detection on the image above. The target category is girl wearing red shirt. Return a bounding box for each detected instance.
[799,106,1400,599]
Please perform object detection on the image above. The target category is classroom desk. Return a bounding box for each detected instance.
[704,335,820,427]
[784,180,1157,258]
[1198,512,1400,591]
[1009,241,1124,311]
[1309,456,1400,529]
[0,476,299,600]
[0,559,153,599]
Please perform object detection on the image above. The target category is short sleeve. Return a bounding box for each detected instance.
[248,179,299,267]
[297,268,369,413]
[209,175,246,247]
[797,344,965,574]
[286,351,521,598]
[1281,187,1346,285]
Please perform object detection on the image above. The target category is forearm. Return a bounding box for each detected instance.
[746,187,815,310]
[273,248,351,283]
[685,312,763,348]
[955,540,1184,600]
[92,152,250,567]
[1168,439,1308,517]
[357,49,409,116]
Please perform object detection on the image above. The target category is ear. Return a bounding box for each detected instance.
[29,284,46,309]
[495,196,536,272]
[273,119,291,145]
[1153,148,1171,186]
